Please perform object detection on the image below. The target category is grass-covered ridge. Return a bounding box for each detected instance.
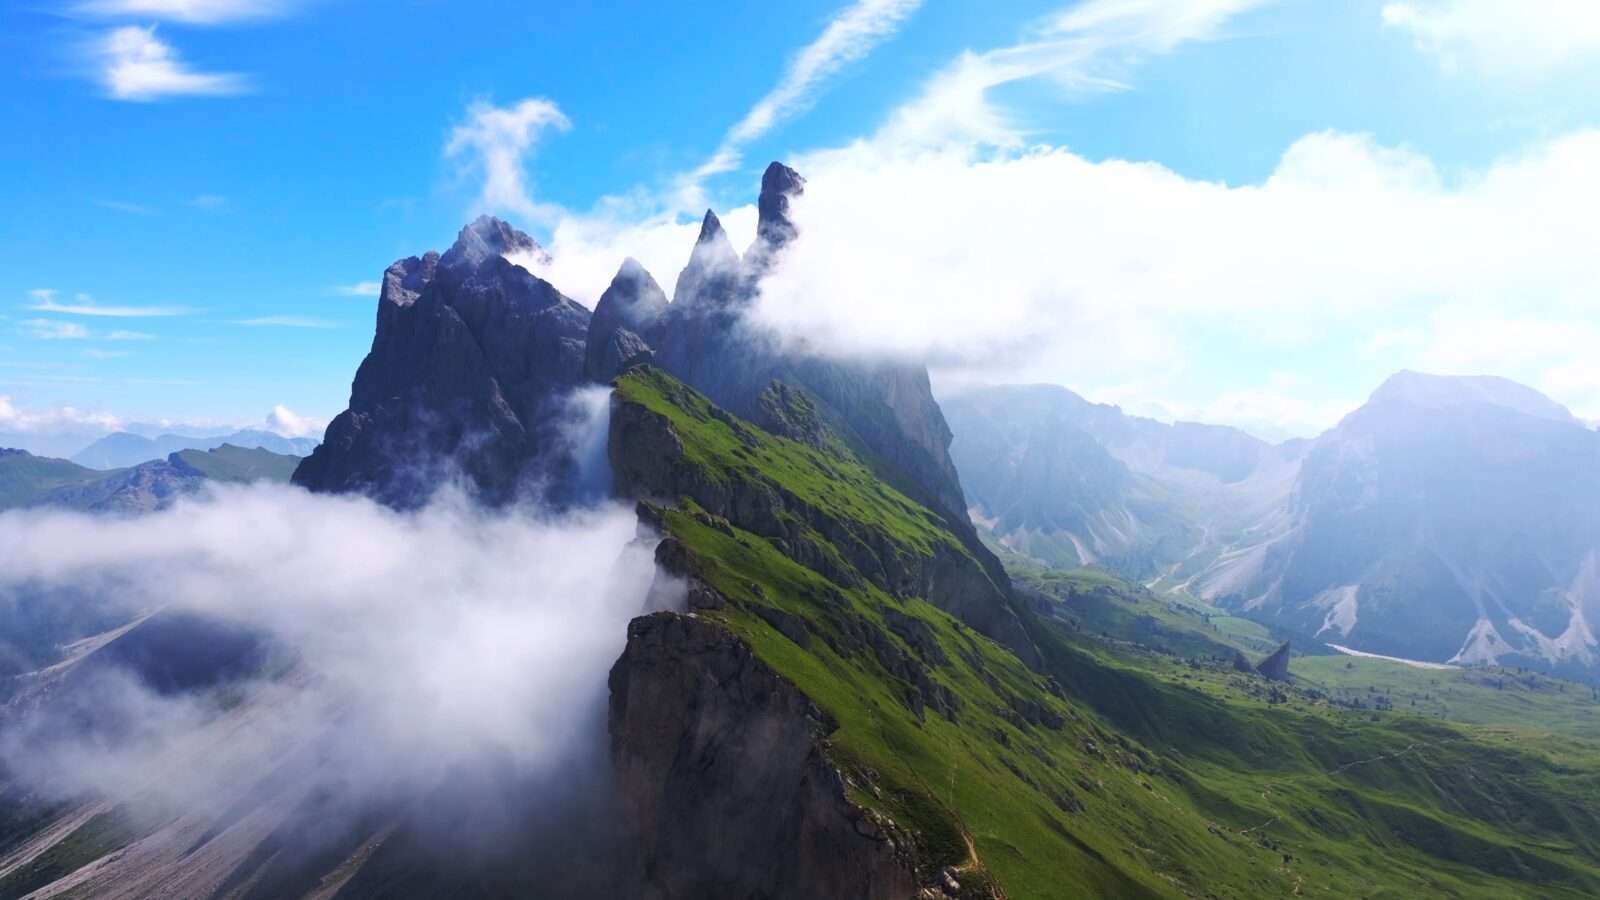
[617,367,1600,899]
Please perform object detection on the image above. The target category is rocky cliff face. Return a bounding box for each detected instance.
[608,612,917,900]
[292,216,591,507]
[586,258,669,382]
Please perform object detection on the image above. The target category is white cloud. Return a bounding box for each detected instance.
[0,487,665,837]
[0,395,122,434]
[75,0,293,24]
[875,0,1275,149]
[236,315,336,328]
[21,319,91,340]
[729,127,1600,433]
[95,198,158,215]
[332,280,381,298]
[27,293,188,317]
[264,404,325,438]
[445,98,571,221]
[107,329,157,340]
[94,25,249,101]
[189,193,228,209]
[681,0,922,202]
[82,349,131,360]
[1383,0,1600,76]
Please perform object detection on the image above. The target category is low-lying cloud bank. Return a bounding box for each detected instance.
[0,483,665,843]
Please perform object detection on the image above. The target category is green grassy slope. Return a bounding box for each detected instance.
[615,368,1600,899]
[0,452,117,508]
[174,444,301,483]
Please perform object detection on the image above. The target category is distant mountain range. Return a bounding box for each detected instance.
[0,444,302,513]
[70,429,318,469]
[947,372,1600,674]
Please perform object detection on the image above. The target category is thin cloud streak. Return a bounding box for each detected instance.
[235,315,338,328]
[681,0,923,200]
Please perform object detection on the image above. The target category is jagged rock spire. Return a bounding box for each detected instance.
[756,162,804,249]
[673,209,741,310]
[586,258,669,381]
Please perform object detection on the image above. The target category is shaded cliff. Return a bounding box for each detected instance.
[292,216,592,507]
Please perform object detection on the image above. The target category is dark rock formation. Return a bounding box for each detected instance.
[1231,650,1256,674]
[608,612,918,900]
[1256,641,1292,682]
[585,258,668,381]
[292,216,592,507]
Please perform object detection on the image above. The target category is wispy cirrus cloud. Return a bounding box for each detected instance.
[94,198,159,215]
[681,0,923,199]
[21,319,91,340]
[74,0,295,24]
[332,281,381,298]
[236,315,337,328]
[876,0,1276,149]
[93,25,250,101]
[27,291,189,318]
[445,98,570,220]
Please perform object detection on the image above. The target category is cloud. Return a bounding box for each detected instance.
[332,280,381,298]
[189,193,228,209]
[107,329,157,340]
[680,0,923,201]
[445,98,571,221]
[93,25,249,101]
[82,348,131,360]
[0,395,122,434]
[21,319,91,340]
[0,485,666,858]
[75,0,294,24]
[1383,0,1600,76]
[264,404,324,438]
[236,315,337,328]
[95,198,158,215]
[875,0,1275,149]
[27,293,188,317]
[727,127,1600,434]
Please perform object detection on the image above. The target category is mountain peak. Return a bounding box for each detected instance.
[442,215,544,270]
[756,161,805,251]
[696,209,726,245]
[1369,370,1577,425]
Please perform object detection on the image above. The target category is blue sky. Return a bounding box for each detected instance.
[3,0,1598,443]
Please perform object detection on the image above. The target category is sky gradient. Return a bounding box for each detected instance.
[3,0,1597,445]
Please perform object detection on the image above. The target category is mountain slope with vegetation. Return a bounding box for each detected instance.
[606,367,1600,899]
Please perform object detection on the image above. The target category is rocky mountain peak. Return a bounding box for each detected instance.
[440,214,546,271]
[586,258,670,381]
[756,161,805,250]
[673,210,742,310]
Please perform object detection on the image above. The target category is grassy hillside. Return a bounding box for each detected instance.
[616,368,1600,899]
[0,451,115,508]
[173,444,300,484]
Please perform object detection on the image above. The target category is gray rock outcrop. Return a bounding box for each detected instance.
[608,612,918,900]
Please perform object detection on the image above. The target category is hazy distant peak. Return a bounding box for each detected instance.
[1368,370,1577,424]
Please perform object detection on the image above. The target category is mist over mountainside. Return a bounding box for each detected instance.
[4,161,1600,899]
[949,374,1600,675]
